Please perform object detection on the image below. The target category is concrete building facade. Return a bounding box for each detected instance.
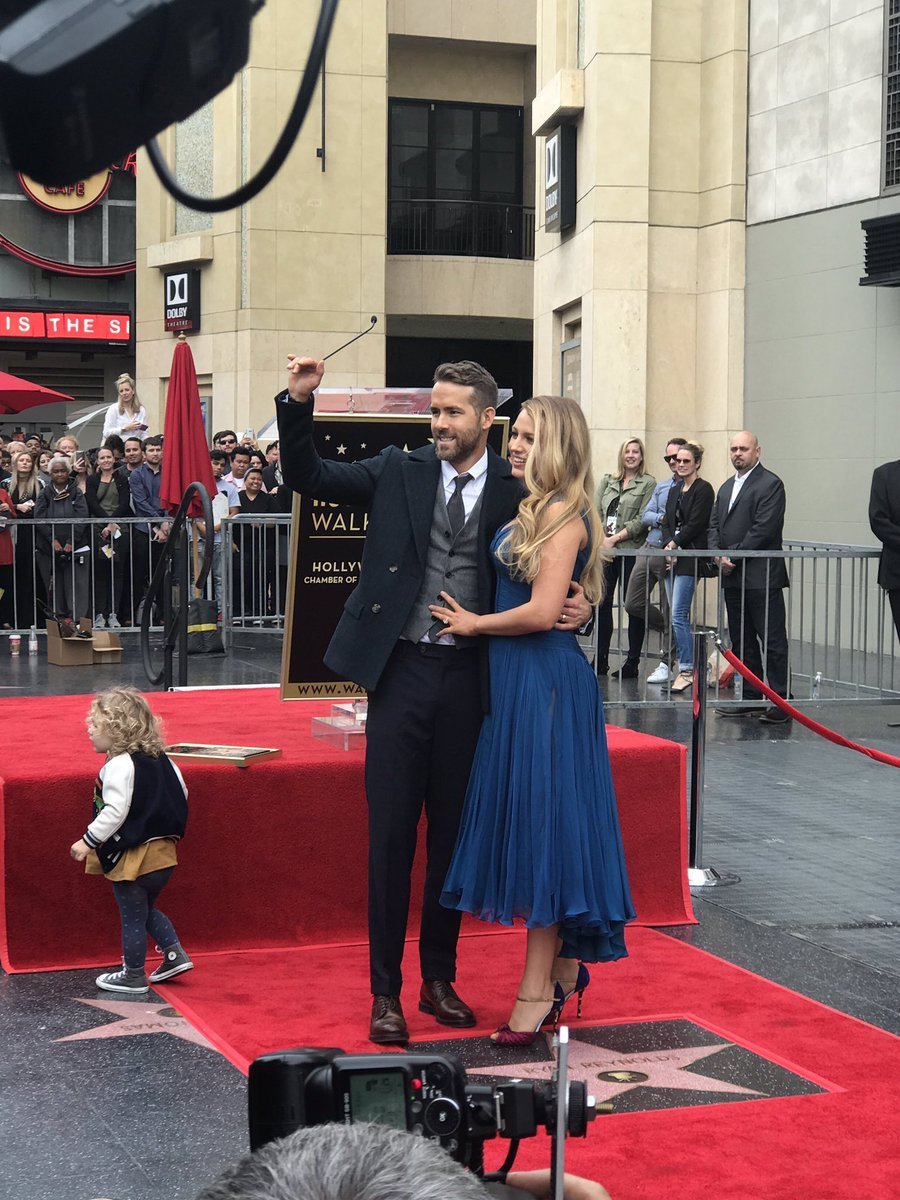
[745,0,898,544]
[137,0,537,440]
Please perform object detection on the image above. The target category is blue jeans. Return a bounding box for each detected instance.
[665,573,697,671]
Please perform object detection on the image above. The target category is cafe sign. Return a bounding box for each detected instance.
[18,168,113,215]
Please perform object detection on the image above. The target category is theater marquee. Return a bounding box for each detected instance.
[0,308,131,347]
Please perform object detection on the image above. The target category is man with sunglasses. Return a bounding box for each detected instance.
[624,437,687,683]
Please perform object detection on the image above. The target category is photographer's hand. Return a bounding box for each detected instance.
[505,1170,612,1200]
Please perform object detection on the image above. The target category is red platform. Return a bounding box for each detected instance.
[0,690,693,973]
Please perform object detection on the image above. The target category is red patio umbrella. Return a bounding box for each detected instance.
[160,335,216,515]
[0,370,74,414]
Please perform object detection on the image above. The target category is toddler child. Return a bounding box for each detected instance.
[70,686,192,993]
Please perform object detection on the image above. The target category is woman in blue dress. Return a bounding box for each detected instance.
[430,395,635,1046]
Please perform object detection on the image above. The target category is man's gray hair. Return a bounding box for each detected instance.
[194,1123,486,1200]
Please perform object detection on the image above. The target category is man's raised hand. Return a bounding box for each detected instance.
[286,356,325,402]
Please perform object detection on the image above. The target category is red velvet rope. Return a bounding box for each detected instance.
[717,643,900,769]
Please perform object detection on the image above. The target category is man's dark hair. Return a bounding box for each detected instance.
[103,433,125,454]
[433,360,498,416]
[210,449,229,464]
[231,446,251,461]
[666,436,688,449]
[265,440,279,452]
[124,436,144,450]
[144,434,163,449]
[213,429,238,445]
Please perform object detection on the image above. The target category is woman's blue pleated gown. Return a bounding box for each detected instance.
[440,526,636,962]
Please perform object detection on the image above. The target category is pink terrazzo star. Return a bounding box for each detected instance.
[55,999,215,1050]
[468,1032,765,1103]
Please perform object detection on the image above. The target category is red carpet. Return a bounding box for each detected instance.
[0,689,692,973]
[155,927,900,1200]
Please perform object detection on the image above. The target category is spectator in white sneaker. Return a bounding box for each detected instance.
[625,437,687,684]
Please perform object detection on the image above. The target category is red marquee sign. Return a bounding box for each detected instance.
[0,309,131,345]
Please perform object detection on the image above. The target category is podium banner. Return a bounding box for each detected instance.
[281,413,509,699]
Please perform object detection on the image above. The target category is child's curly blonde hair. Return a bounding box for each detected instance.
[87,687,166,757]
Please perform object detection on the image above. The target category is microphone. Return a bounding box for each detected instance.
[322,315,378,362]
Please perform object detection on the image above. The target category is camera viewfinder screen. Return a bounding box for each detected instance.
[349,1070,407,1129]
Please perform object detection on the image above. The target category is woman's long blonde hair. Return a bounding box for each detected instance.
[500,394,606,604]
[11,449,40,499]
[88,687,165,757]
[116,373,140,416]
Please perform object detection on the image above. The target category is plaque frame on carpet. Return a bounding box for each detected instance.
[280,404,510,700]
[166,744,283,767]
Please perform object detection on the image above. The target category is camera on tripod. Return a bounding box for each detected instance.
[248,1027,605,1194]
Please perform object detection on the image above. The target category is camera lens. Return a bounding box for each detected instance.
[425,1062,450,1089]
[423,1096,460,1137]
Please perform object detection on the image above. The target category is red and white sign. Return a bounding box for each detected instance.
[0,311,45,337]
[45,312,131,341]
[0,309,131,344]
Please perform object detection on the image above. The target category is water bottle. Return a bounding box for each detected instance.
[28,626,38,655]
[812,671,821,700]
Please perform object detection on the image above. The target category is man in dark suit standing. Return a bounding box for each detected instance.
[708,431,790,724]
[868,459,900,642]
[277,357,590,1044]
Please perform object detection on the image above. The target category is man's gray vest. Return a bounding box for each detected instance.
[400,478,483,646]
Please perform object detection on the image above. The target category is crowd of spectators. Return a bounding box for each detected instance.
[0,382,292,634]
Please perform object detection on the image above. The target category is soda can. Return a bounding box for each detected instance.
[9,633,21,656]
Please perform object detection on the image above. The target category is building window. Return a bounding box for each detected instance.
[560,330,582,404]
[388,99,534,259]
[885,0,900,190]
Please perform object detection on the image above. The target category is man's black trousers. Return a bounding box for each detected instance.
[723,585,789,699]
[364,640,483,996]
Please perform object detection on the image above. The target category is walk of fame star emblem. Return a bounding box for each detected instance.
[56,999,216,1050]
[409,1018,832,1113]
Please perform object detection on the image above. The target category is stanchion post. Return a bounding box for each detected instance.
[688,628,740,889]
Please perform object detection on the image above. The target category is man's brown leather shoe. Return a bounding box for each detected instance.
[369,995,409,1044]
[419,980,476,1028]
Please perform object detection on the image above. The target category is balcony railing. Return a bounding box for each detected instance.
[388,199,535,260]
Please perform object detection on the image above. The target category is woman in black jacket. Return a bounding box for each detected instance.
[661,442,714,693]
[7,449,45,627]
[34,457,91,623]
[85,446,133,628]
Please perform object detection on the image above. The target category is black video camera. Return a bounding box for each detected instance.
[248,1028,601,1196]
[0,0,259,184]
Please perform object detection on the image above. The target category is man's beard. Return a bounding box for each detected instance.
[434,426,481,465]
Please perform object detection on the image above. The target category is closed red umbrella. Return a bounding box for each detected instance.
[0,370,74,414]
[160,335,216,514]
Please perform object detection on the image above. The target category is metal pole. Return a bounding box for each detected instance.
[177,527,189,688]
[687,628,740,889]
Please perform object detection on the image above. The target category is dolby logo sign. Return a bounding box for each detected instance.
[164,268,201,333]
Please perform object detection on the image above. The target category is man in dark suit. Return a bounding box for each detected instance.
[277,357,590,1044]
[868,459,900,642]
[708,431,790,724]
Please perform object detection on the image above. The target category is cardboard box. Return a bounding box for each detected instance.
[92,630,122,664]
[44,619,123,667]
[45,618,94,667]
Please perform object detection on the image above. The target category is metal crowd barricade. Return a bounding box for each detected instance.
[3,514,170,637]
[596,543,897,709]
[220,513,293,649]
[6,516,894,708]
[2,513,294,644]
